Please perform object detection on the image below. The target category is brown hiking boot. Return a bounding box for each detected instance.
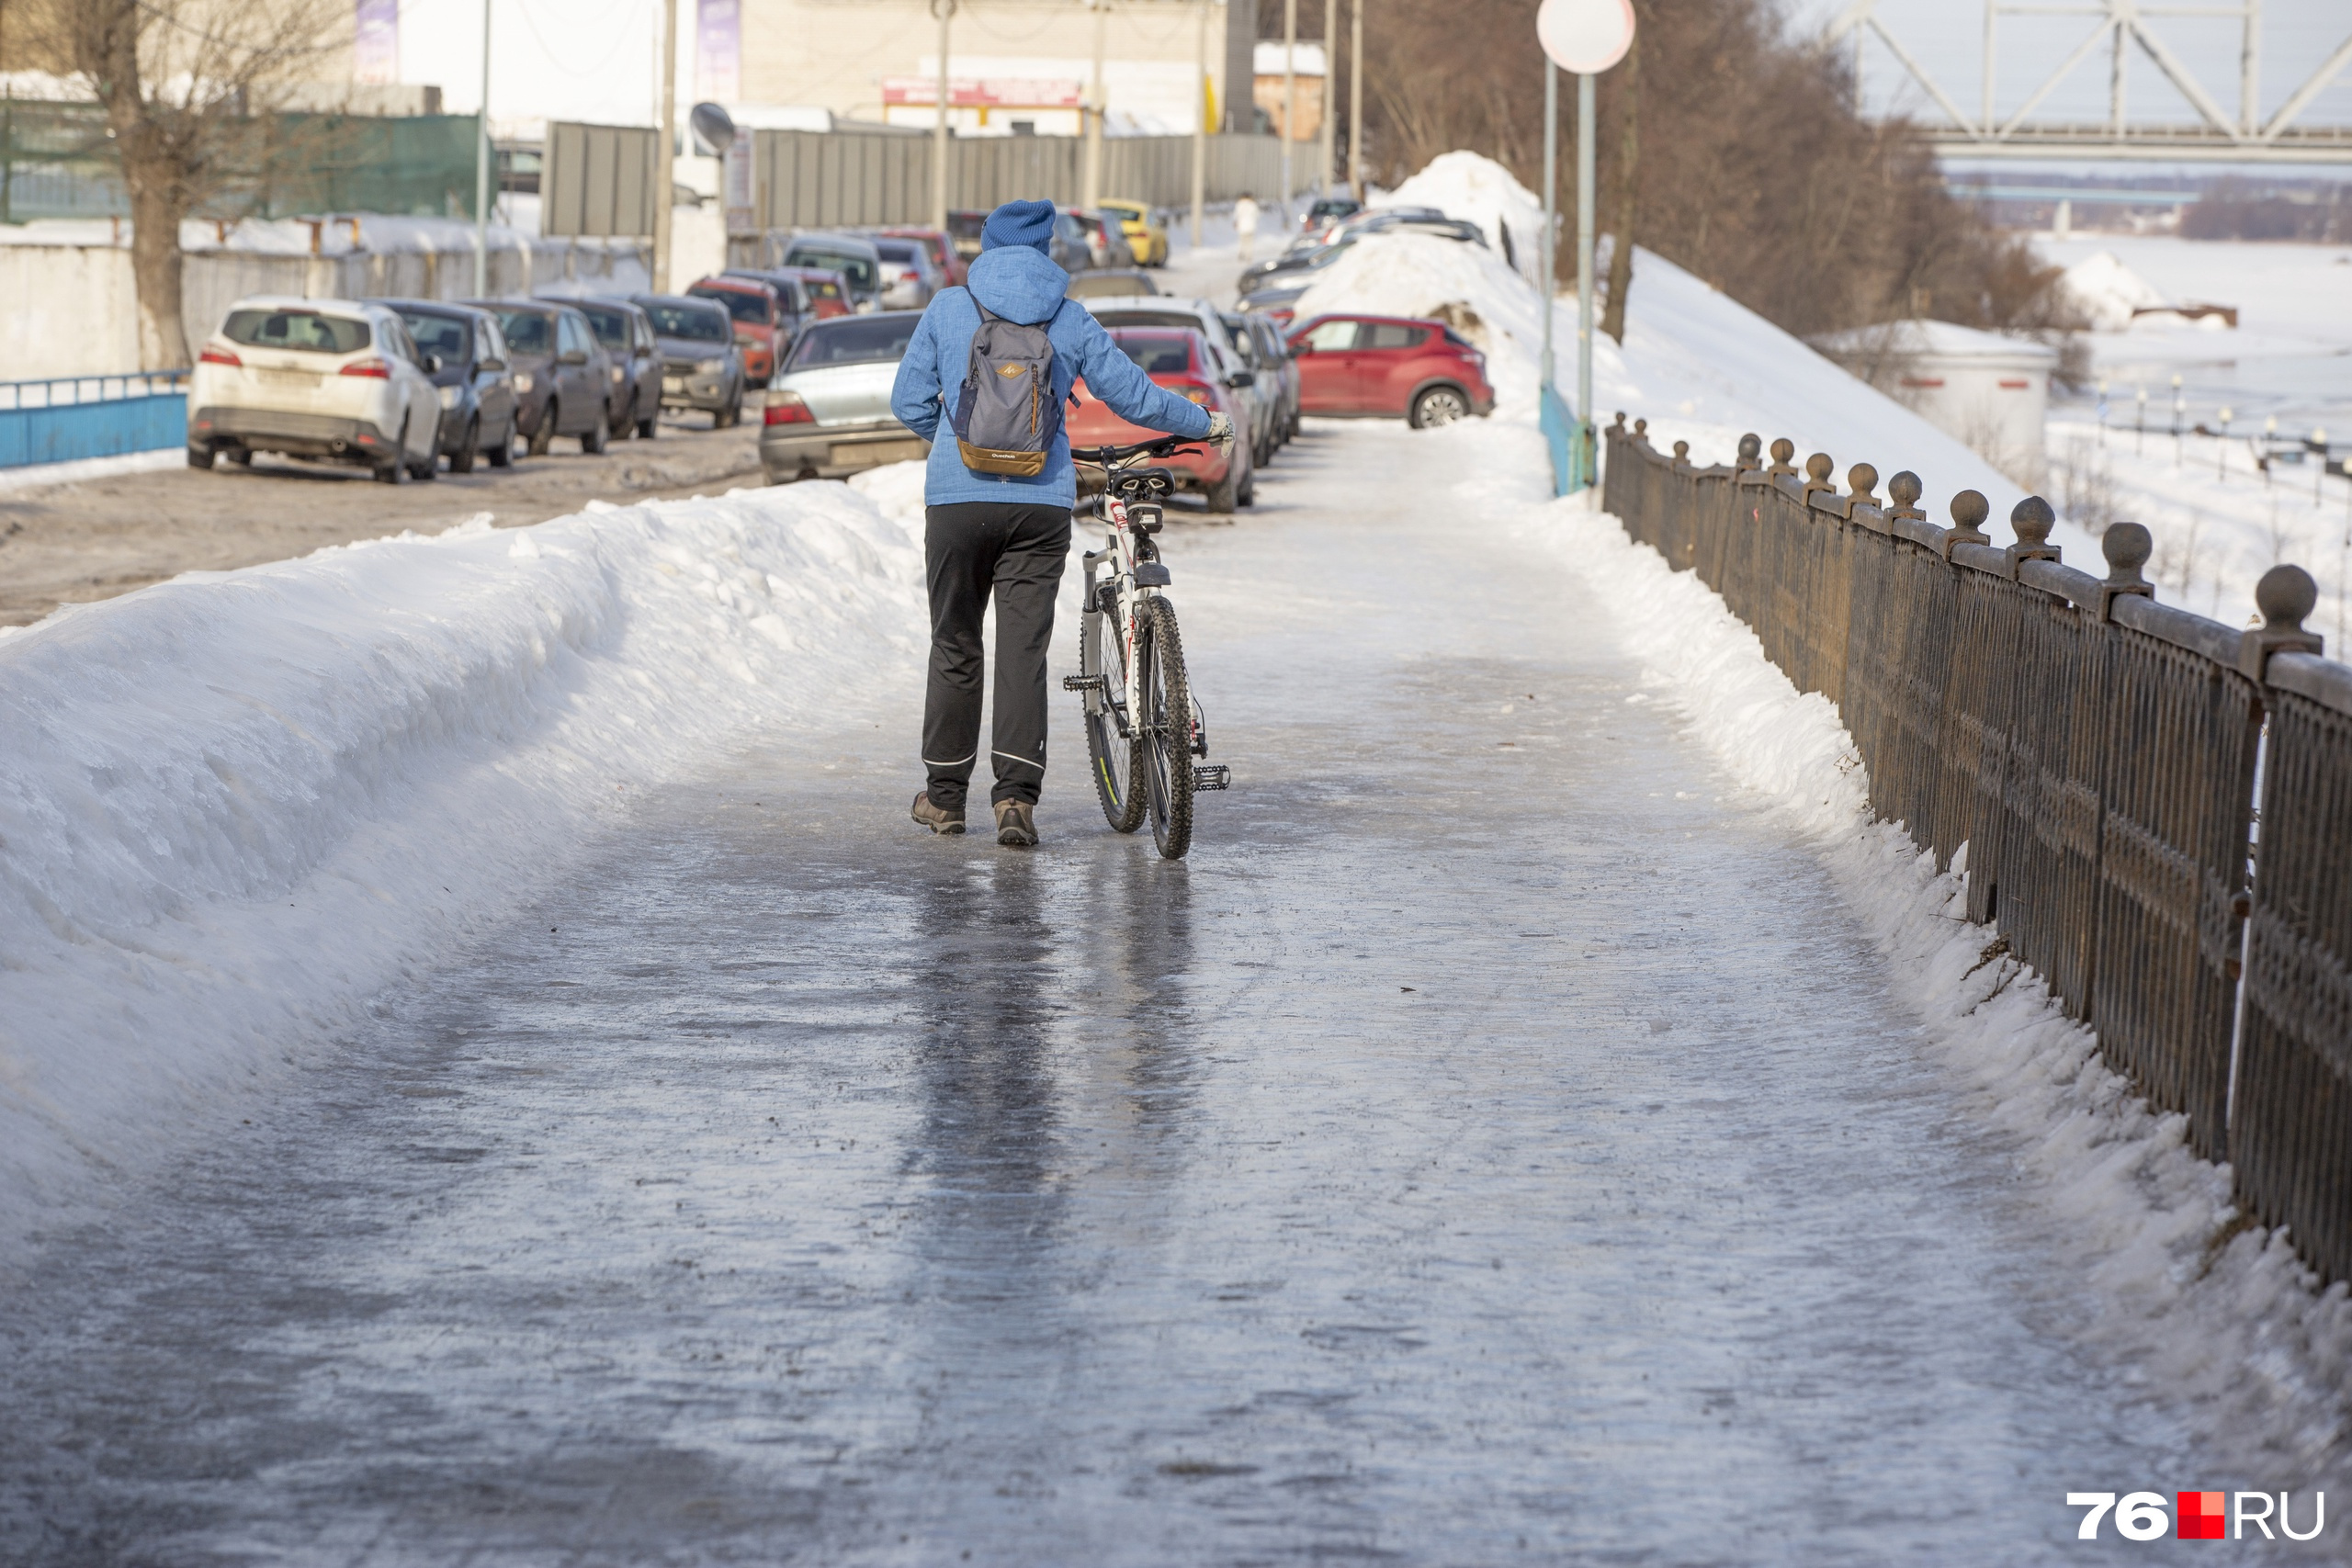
[911,790,965,835]
[993,799,1038,848]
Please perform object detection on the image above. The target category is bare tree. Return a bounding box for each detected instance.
[1598,20,1637,344]
[19,0,341,367]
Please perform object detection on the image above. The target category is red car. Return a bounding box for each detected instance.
[775,265,854,321]
[1068,327,1255,513]
[877,227,967,289]
[1285,312,1495,428]
[687,276,789,386]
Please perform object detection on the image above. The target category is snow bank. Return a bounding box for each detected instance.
[2060,250,2171,333]
[1374,151,1547,287]
[0,481,924,1259]
[1520,492,2352,1487]
[1301,152,2087,557]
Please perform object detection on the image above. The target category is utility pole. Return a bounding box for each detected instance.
[1084,0,1109,210]
[933,0,954,231]
[474,0,493,294]
[1534,0,1633,499]
[1541,61,1555,392]
[655,0,677,292]
[1577,68,1594,501]
[1318,0,1336,197]
[1281,0,1296,220]
[1348,0,1363,197]
[1191,0,1209,246]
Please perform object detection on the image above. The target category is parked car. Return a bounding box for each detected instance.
[688,275,789,387]
[379,299,519,471]
[760,311,929,483]
[1227,310,1302,450]
[1243,213,1487,297]
[1285,313,1495,427]
[572,296,665,438]
[188,297,442,482]
[944,209,989,261]
[1296,194,1363,233]
[466,298,617,455]
[1096,198,1169,266]
[1067,327,1253,513]
[1067,267,1159,299]
[1082,296,1266,461]
[1069,208,1136,270]
[876,226,967,288]
[869,235,946,310]
[777,265,854,321]
[1238,284,1309,326]
[775,232,885,312]
[723,268,813,341]
[632,294,748,426]
[1049,209,1093,275]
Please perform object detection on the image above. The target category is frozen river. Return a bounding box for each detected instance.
[0,423,2243,1562]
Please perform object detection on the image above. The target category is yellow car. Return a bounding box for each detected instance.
[1099,199,1169,267]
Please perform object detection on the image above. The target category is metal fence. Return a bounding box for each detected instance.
[1602,417,2352,1281]
[540,122,662,238]
[745,129,1285,232]
[0,374,189,468]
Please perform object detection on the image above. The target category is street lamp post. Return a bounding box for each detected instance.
[1282,0,1297,222]
[1191,0,1208,247]
[1084,0,1108,211]
[1348,0,1363,198]
[654,0,677,293]
[1320,0,1337,197]
[1534,0,1634,501]
[474,0,494,295]
[933,0,954,232]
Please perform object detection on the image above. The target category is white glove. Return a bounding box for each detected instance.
[1204,411,1236,454]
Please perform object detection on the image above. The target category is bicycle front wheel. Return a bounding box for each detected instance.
[1137,595,1195,860]
[1083,597,1148,833]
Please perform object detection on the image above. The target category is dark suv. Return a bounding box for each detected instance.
[576,296,664,438]
[465,299,616,455]
[378,299,519,470]
[632,294,748,426]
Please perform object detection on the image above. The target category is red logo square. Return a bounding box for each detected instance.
[2178,1491,2226,1540]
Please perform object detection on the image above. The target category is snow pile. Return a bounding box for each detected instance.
[1375,151,1548,286]
[0,482,923,1258]
[2060,250,2171,333]
[1299,152,2087,557]
[1524,493,2352,1487]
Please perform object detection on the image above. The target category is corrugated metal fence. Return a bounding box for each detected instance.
[1602,417,2352,1283]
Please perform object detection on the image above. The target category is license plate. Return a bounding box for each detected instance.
[663,376,684,392]
[836,438,928,467]
[258,368,318,388]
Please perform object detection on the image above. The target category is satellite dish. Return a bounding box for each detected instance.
[689,101,738,156]
[1536,0,1635,73]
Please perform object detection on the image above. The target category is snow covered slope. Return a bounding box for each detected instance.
[0,484,923,1258]
[1300,153,2087,559]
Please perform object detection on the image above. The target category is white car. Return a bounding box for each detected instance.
[187,297,444,482]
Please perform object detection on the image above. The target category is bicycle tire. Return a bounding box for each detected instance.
[1138,595,1195,860]
[1083,598,1148,833]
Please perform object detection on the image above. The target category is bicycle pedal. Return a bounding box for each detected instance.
[1062,674,1104,693]
[1192,764,1230,791]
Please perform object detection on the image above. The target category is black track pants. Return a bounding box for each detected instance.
[922,501,1072,811]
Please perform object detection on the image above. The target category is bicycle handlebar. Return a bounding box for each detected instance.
[1071,435,1199,468]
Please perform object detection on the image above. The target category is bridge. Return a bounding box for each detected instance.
[1825,0,2352,164]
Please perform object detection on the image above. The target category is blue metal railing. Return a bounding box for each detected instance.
[0,372,190,469]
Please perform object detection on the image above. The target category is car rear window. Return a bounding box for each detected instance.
[399,312,471,364]
[1092,310,1208,334]
[579,304,635,349]
[222,309,370,354]
[786,247,877,292]
[874,241,920,265]
[1109,333,1193,376]
[1364,323,1429,350]
[690,286,771,324]
[496,311,552,352]
[804,277,843,300]
[1069,272,1157,299]
[642,301,731,343]
[786,314,922,370]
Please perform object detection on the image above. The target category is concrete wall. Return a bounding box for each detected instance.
[3,235,656,379]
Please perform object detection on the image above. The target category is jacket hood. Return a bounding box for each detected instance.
[966,245,1070,326]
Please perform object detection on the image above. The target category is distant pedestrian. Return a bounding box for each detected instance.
[1233,193,1261,263]
[889,198,1233,847]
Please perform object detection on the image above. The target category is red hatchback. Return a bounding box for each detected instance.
[688,276,789,386]
[776,265,854,321]
[1069,327,1255,513]
[1285,313,1495,428]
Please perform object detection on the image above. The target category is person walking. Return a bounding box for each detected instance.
[1232,192,1261,264]
[891,198,1234,848]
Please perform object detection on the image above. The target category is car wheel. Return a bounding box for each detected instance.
[1204,468,1238,514]
[487,423,514,467]
[226,446,253,467]
[581,407,609,455]
[717,392,741,430]
[449,417,480,474]
[527,403,555,457]
[1410,385,1472,429]
[187,444,216,469]
[637,394,658,440]
[374,457,405,485]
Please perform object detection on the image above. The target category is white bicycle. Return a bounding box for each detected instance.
[1063,437,1230,860]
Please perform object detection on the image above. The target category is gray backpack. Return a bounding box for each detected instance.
[950,298,1065,478]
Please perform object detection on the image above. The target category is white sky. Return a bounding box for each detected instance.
[392,0,677,128]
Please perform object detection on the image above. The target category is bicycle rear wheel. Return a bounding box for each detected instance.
[1082,597,1148,833]
[1137,595,1195,860]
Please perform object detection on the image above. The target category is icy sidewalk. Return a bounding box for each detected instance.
[0,418,2254,1564]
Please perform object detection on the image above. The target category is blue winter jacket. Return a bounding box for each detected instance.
[889,243,1214,510]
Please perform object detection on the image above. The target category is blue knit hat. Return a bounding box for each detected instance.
[981,198,1057,255]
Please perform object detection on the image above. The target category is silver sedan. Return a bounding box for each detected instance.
[759,311,931,483]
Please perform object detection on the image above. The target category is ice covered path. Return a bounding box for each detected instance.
[4,423,2209,1563]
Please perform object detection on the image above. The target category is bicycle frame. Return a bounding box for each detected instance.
[1080,484,1160,743]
